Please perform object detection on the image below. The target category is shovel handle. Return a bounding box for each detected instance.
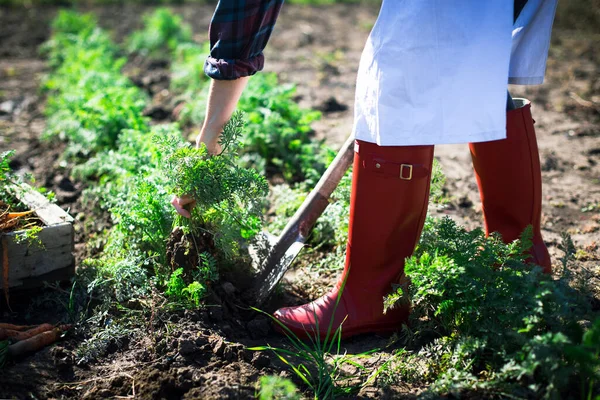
[252,136,355,305]
[282,135,355,240]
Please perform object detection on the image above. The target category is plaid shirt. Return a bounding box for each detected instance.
[205,1,527,80]
[204,0,284,80]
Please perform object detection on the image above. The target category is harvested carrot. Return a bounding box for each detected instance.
[7,327,64,357]
[7,211,33,219]
[9,324,54,342]
[0,323,36,331]
[0,323,54,342]
[0,328,21,341]
[1,205,36,233]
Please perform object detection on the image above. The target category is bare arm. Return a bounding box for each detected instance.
[172,0,284,217]
[196,77,250,154]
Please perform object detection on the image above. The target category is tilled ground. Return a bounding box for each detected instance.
[0,3,599,399]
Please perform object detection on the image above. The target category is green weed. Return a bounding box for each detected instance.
[14,226,44,248]
[75,304,140,364]
[0,151,19,208]
[249,307,373,399]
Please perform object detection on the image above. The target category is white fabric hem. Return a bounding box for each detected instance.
[352,129,507,146]
[509,76,545,85]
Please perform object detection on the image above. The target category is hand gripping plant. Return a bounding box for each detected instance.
[155,112,269,301]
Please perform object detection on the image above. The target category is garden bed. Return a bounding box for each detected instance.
[0,3,598,400]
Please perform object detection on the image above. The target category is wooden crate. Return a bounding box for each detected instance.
[0,182,75,289]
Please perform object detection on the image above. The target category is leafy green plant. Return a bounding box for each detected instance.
[165,252,218,307]
[170,42,211,95]
[257,375,301,400]
[236,73,326,182]
[429,158,447,204]
[165,268,186,298]
[41,11,148,157]
[40,10,106,67]
[106,174,173,267]
[74,112,266,308]
[126,8,193,56]
[72,128,161,185]
[72,125,176,299]
[0,150,16,199]
[156,111,269,255]
[380,217,599,399]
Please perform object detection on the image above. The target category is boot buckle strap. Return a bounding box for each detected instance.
[400,164,413,180]
[368,157,422,180]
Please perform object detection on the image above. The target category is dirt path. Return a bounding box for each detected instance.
[0,4,598,399]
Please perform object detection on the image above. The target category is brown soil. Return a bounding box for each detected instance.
[166,226,216,276]
[0,3,598,399]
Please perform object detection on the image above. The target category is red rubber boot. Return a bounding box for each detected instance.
[469,99,551,273]
[273,140,434,340]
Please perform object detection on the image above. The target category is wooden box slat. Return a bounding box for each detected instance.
[12,182,74,226]
[1,183,75,289]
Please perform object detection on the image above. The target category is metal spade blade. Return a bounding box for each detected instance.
[250,135,355,306]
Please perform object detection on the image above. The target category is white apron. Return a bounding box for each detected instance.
[352,0,558,146]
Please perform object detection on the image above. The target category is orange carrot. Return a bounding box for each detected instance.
[0,328,19,340]
[15,324,54,341]
[7,328,63,357]
[0,324,54,341]
[7,211,33,219]
[0,323,36,331]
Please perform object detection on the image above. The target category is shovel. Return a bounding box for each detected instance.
[250,135,355,305]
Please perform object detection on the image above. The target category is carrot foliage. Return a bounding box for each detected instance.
[381,218,600,399]
[156,111,269,249]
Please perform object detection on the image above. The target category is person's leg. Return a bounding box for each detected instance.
[469,95,551,272]
[273,141,434,339]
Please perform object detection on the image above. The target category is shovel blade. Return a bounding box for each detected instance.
[249,135,356,305]
[249,231,306,305]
